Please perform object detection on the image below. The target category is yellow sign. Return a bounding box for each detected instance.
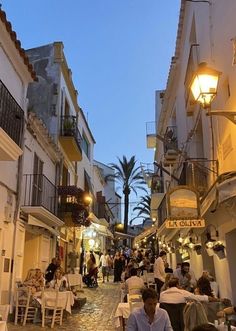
[165,219,205,228]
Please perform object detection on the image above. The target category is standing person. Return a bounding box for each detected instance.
[113,252,123,282]
[126,287,173,331]
[45,258,57,283]
[99,252,108,283]
[173,262,196,292]
[106,250,113,282]
[154,251,167,299]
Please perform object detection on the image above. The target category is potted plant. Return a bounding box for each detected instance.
[213,243,226,259]
[63,117,74,136]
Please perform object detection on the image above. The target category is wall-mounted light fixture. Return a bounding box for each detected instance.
[205,224,219,248]
[190,62,236,124]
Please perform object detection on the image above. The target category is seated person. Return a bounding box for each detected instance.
[161,273,174,292]
[49,268,68,291]
[122,268,145,301]
[160,277,210,304]
[173,262,196,292]
[126,287,172,331]
[195,276,215,297]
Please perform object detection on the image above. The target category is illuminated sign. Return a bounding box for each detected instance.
[165,218,205,228]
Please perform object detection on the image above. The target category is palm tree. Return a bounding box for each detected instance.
[108,155,147,235]
[132,195,151,226]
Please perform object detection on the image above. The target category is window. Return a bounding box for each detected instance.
[82,133,90,159]
[32,153,44,205]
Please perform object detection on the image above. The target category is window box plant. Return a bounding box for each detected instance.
[213,243,226,259]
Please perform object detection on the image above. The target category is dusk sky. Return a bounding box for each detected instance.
[3,0,180,167]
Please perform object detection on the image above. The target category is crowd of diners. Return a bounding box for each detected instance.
[17,257,73,309]
[109,248,235,331]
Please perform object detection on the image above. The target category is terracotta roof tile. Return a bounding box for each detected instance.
[0,9,37,81]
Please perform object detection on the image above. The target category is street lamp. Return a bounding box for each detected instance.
[190,62,220,109]
[190,62,236,124]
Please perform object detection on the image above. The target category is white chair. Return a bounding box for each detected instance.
[41,290,64,328]
[14,286,37,326]
[129,300,143,313]
[67,273,82,291]
[146,273,155,288]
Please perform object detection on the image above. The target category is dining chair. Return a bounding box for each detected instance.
[146,273,155,288]
[41,290,64,328]
[14,286,37,326]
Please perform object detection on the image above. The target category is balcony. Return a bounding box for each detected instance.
[21,174,63,228]
[59,115,82,161]
[179,159,218,197]
[0,80,24,160]
[146,121,157,149]
[58,185,90,227]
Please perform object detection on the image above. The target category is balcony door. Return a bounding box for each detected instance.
[32,153,44,206]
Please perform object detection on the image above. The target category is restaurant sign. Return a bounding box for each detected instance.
[166,218,205,229]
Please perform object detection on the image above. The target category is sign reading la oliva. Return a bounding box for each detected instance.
[166,219,205,229]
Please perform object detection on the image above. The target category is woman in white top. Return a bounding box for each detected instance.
[49,268,68,291]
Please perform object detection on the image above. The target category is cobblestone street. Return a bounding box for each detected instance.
[8,281,121,331]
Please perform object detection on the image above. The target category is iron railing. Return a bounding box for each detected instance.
[179,159,218,197]
[60,115,82,149]
[0,79,24,146]
[22,174,58,215]
[164,126,178,153]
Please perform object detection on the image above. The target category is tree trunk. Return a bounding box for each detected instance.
[123,191,129,246]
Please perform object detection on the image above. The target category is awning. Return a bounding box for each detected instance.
[28,215,60,236]
[114,231,135,239]
[134,226,157,244]
[218,175,236,203]
[151,193,165,219]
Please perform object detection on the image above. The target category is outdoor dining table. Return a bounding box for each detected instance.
[114,303,130,330]
[36,290,75,314]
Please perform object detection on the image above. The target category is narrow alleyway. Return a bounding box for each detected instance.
[8,281,121,331]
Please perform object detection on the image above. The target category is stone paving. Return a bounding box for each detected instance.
[8,280,121,331]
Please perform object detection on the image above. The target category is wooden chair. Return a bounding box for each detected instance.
[14,286,37,326]
[41,290,64,328]
[67,273,83,292]
[146,273,155,288]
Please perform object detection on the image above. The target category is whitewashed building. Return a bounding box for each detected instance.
[0,8,36,303]
[26,42,96,272]
[151,0,236,303]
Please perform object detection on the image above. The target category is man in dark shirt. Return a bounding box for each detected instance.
[45,258,57,283]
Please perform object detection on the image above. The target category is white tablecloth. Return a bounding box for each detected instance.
[0,321,8,331]
[38,291,74,314]
[114,303,130,328]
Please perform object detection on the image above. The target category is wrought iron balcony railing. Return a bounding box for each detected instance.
[22,174,58,215]
[0,79,24,146]
[60,115,82,148]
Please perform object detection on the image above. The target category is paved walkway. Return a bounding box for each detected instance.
[8,281,121,331]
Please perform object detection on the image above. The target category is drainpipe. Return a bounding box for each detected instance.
[9,128,25,311]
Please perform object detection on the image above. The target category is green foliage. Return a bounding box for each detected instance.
[107,155,147,234]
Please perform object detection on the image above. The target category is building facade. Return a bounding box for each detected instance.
[0,8,36,304]
[150,0,236,304]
